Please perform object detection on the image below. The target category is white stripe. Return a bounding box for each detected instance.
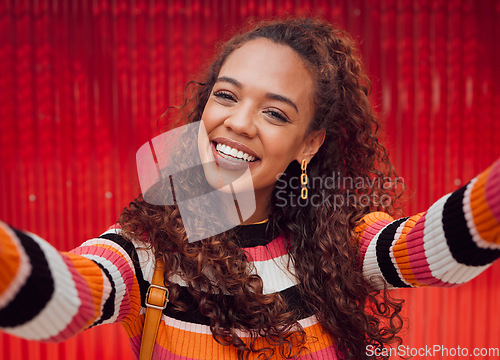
[129,237,154,281]
[463,178,500,250]
[297,315,319,328]
[94,266,113,326]
[129,244,191,293]
[424,193,491,285]
[79,237,135,270]
[162,314,319,336]
[5,233,81,340]
[362,223,393,290]
[101,227,122,236]
[167,273,188,287]
[0,224,32,310]
[163,316,212,334]
[130,241,297,295]
[250,254,298,294]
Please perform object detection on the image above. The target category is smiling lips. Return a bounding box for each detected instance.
[216,143,257,162]
[210,137,260,171]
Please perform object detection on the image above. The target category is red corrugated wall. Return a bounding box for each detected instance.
[1,0,499,359]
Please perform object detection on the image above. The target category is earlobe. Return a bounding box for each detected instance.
[296,129,326,162]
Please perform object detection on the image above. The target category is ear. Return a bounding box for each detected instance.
[295,129,326,163]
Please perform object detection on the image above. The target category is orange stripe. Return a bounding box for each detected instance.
[122,313,145,338]
[91,243,133,262]
[155,319,333,359]
[120,277,142,326]
[355,212,394,240]
[0,224,22,298]
[63,252,105,328]
[470,167,500,244]
[392,214,425,286]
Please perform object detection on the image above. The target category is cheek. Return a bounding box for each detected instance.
[200,107,213,132]
[201,100,228,131]
[262,134,299,160]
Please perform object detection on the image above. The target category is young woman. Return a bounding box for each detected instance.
[1,18,499,360]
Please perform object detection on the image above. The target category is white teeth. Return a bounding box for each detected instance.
[215,142,257,162]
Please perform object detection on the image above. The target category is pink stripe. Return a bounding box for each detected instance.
[242,235,288,262]
[107,223,122,230]
[485,159,500,225]
[405,213,451,287]
[128,335,141,359]
[73,245,136,321]
[46,255,95,341]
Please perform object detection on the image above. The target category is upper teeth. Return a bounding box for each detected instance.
[216,143,256,162]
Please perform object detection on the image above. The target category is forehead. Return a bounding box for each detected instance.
[218,38,315,114]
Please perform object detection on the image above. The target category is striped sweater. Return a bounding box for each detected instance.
[0,159,499,359]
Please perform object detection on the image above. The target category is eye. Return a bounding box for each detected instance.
[264,108,290,123]
[213,90,237,103]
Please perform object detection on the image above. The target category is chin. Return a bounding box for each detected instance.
[201,160,254,193]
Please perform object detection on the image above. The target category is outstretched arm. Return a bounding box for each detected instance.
[356,158,500,290]
[0,224,142,341]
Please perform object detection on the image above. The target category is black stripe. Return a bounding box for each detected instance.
[234,222,274,248]
[162,285,312,325]
[88,262,116,327]
[443,184,500,266]
[0,230,55,327]
[280,286,314,318]
[375,218,411,288]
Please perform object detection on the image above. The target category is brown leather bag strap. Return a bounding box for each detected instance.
[139,257,168,360]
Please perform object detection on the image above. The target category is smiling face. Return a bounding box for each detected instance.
[198,38,325,222]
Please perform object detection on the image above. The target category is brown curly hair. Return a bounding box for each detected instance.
[120,18,405,360]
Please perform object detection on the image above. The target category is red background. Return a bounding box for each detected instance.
[1,0,499,359]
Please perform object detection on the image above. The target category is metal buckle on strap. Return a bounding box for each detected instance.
[145,284,169,311]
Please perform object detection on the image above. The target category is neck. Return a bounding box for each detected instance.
[240,186,272,224]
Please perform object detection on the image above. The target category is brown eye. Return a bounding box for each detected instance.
[213,91,237,102]
[264,109,289,123]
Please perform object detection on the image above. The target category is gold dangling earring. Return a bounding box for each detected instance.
[300,159,308,200]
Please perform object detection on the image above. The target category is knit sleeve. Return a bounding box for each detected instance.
[0,224,142,341]
[356,158,500,290]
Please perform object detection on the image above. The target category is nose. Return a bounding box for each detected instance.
[223,105,257,138]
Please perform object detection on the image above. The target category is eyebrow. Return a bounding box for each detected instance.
[215,76,299,114]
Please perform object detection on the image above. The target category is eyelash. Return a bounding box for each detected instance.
[213,90,290,123]
[213,90,236,102]
[264,109,289,123]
